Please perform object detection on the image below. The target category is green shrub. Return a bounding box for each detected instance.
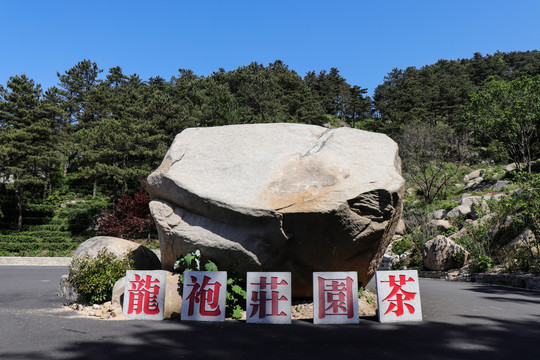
[472,254,494,273]
[52,198,111,235]
[68,249,134,304]
[391,238,413,257]
[513,247,540,275]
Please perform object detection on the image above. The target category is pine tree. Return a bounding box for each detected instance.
[0,75,60,230]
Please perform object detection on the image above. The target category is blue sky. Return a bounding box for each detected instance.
[1,0,539,96]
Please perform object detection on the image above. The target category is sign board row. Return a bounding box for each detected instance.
[123,270,422,324]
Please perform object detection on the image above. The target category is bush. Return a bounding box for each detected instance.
[99,186,155,239]
[68,249,134,304]
[52,198,111,235]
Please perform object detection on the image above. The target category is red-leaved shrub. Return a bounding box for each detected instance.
[99,186,155,239]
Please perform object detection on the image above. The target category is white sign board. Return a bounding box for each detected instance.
[123,270,167,320]
[181,271,227,322]
[376,270,422,323]
[313,272,359,324]
[246,272,291,324]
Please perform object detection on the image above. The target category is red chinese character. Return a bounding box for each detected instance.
[185,275,222,317]
[381,274,417,317]
[317,276,354,319]
[127,274,161,315]
[249,276,288,319]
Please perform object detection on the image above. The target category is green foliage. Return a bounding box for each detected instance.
[68,249,134,304]
[226,272,247,319]
[51,198,110,235]
[398,122,468,203]
[0,75,62,231]
[373,51,540,136]
[0,224,76,256]
[358,286,374,304]
[466,75,540,171]
[174,249,246,319]
[471,254,494,273]
[391,238,413,257]
[513,247,540,275]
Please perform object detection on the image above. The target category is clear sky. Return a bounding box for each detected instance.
[1,0,539,96]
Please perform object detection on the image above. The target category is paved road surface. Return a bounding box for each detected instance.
[1,266,539,360]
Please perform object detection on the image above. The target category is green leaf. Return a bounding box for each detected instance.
[204,260,218,272]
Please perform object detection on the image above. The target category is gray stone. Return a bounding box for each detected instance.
[463,169,483,182]
[422,235,469,271]
[430,209,448,220]
[394,219,406,236]
[74,236,161,270]
[459,195,483,207]
[378,254,397,271]
[147,124,404,297]
[492,193,506,202]
[429,219,453,231]
[57,274,80,302]
[505,163,518,172]
[464,177,484,189]
[507,229,537,253]
[111,277,126,306]
[446,205,472,219]
[493,180,509,191]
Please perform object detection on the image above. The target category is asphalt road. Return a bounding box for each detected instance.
[1,266,539,360]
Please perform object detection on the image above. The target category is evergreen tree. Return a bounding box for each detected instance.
[0,75,60,230]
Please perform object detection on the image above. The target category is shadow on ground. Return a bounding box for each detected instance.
[1,315,539,360]
[464,283,540,305]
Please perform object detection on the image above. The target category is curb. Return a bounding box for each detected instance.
[0,257,72,266]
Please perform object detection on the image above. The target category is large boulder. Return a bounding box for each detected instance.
[423,235,469,271]
[147,123,404,297]
[74,236,161,270]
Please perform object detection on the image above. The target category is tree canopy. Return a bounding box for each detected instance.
[1,50,540,234]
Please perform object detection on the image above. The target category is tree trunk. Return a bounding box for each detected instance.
[16,188,23,232]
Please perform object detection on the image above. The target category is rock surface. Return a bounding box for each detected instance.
[74,236,161,270]
[446,204,472,219]
[147,123,404,297]
[423,235,469,271]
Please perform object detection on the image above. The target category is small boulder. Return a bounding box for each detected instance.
[111,277,126,307]
[423,235,469,271]
[74,236,161,270]
[430,209,448,221]
[446,205,472,219]
[493,180,509,191]
[465,177,484,189]
[505,163,519,172]
[58,274,80,302]
[463,169,483,182]
[459,195,483,207]
[507,229,537,253]
[429,219,453,232]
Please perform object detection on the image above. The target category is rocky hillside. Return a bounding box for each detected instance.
[385,162,540,276]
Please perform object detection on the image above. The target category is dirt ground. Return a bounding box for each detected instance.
[64,288,378,321]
